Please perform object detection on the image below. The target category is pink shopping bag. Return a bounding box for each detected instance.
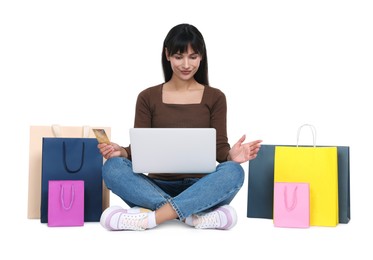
[273,182,310,228]
[48,180,84,227]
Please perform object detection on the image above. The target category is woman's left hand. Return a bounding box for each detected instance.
[228,135,262,163]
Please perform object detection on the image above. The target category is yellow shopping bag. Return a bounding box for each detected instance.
[274,125,339,227]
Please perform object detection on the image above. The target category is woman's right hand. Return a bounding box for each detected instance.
[97,142,126,159]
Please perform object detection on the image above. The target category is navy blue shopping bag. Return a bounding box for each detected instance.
[41,138,104,223]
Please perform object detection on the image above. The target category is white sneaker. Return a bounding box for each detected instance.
[100,206,149,231]
[192,205,237,230]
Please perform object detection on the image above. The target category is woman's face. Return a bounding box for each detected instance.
[167,44,202,81]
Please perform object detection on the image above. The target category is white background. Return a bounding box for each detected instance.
[1,0,372,259]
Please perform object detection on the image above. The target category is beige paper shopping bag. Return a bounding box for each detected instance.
[27,125,111,219]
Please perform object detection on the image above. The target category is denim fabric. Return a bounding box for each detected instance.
[102,157,244,220]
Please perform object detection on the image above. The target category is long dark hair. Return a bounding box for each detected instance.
[161,24,209,86]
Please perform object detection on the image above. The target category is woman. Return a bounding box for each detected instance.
[98,23,262,231]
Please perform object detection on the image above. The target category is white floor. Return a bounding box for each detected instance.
[5,178,370,260]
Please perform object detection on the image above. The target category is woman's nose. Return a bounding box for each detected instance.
[182,57,190,68]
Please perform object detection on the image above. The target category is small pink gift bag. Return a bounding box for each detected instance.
[273,182,310,228]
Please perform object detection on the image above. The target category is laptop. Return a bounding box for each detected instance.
[129,128,217,174]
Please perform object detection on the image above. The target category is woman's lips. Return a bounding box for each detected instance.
[181,70,192,75]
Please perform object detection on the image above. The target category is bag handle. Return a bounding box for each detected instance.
[51,124,91,138]
[284,185,298,211]
[52,124,61,137]
[60,184,75,210]
[63,141,85,173]
[296,124,317,147]
[82,125,90,138]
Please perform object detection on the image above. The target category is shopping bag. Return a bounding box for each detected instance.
[337,146,350,223]
[27,125,111,219]
[247,127,350,224]
[274,125,339,227]
[273,182,310,228]
[247,144,350,223]
[48,180,84,227]
[41,137,103,223]
[247,144,275,219]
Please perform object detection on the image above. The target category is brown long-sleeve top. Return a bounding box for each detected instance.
[124,83,231,180]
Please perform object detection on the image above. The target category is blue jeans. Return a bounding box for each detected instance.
[102,157,244,220]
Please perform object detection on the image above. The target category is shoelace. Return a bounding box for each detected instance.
[118,213,148,231]
[195,211,221,229]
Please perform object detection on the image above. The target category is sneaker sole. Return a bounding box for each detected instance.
[100,206,128,231]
